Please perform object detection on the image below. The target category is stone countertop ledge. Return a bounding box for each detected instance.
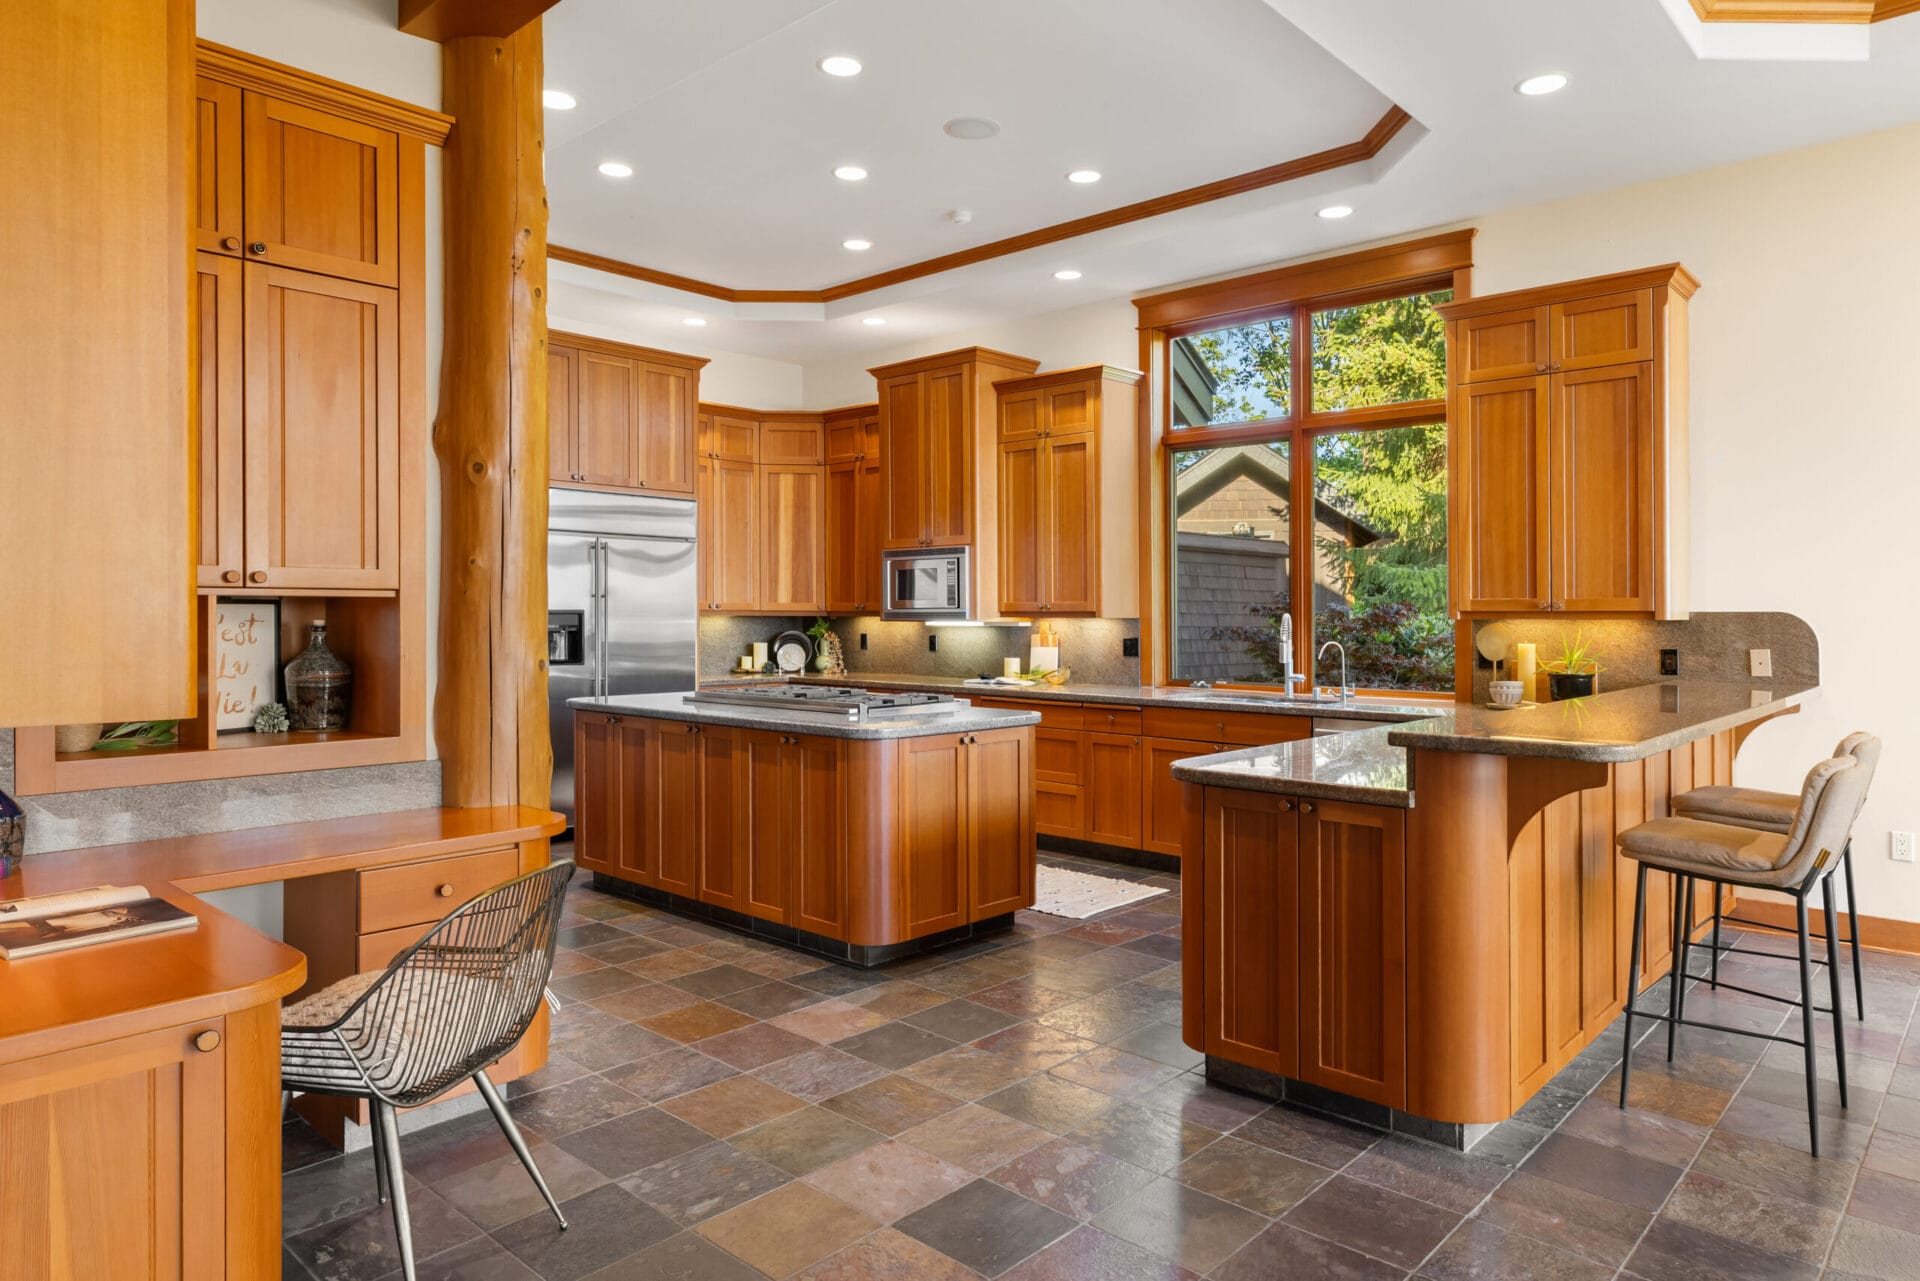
[568,692,1041,740]
[1170,726,1413,808]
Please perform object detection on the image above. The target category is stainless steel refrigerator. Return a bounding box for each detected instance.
[547,489,697,825]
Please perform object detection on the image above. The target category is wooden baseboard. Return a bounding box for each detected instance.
[1735,898,1920,958]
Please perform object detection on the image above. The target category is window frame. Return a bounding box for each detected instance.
[1135,230,1475,697]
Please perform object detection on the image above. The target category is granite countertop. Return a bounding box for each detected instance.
[702,673,1442,723]
[1169,727,1413,808]
[1385,680,1818,763]
[568,692,1040,740]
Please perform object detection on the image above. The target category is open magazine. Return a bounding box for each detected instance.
[0,884,197,958]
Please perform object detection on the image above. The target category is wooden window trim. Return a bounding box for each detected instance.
[1136,231,1475,695]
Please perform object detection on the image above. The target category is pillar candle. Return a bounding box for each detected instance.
[1002,656,1021,678]
[751,641,768,668]
[1514,642,1537,703]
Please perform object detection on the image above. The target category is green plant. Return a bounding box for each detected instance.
[806,617,831,640]
[1540,630,1606,676]
[93,720,180,751]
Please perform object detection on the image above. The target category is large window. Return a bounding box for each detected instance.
[1162,282,1455,693]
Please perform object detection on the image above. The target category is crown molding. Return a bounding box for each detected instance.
[1687,0,1915,21]
[197,41,453,144]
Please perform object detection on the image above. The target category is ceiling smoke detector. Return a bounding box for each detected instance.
[943,117,1000,140]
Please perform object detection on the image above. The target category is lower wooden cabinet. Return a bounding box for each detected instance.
[573,712,621,876]
[1196,788,1409,1108]
[899,734,969,937]
[967,728,1035,918]
[577,713,726,904]
[741,730,847,931]
[1084,732,1144,847]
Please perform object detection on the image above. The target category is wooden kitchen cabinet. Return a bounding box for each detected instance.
[194,76,244,256]
[549,344,578,484]
[575,350,638,487]
[572,712,620,874]
[195,253,246,588]
[243,93,399,287]
[1298,799,1407,1108]
[824,406,882,614]
[698,726,746,912]
[741,731,847,929]
[245,264,400,591]
[616,719,700,899]
[1201,790,1298,1074]
[551,333,706,496]
[993,366,1141,617]
[638,360,697,494]
[1442,267,1693,620]
[898,734,970,937]
[697,403,836,615]
[1085,732,1145,848]
[968,728,1035,919]
[1143,737,1218,857]
[758,464,826,612]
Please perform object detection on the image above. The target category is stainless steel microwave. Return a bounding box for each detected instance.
[882,547,970,620]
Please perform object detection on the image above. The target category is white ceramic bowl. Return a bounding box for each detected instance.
[1489,680,1525,706]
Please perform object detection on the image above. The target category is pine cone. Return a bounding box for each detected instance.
[253,702,291,734]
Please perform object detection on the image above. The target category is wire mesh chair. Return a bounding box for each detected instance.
[282,859,576,1280]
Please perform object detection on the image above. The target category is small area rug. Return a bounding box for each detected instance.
[1032,864,1167,920]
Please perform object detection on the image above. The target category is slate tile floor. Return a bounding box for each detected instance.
[282,853,1920,1280]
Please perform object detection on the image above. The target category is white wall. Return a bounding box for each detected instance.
[801,298,1141,406]
[546,313,808,410]
[198,0,444,757]
[1469,122,1920,923]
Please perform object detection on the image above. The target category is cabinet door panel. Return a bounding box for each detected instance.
[824,460,861,614]
[613,718,657,886]
[925,366,972,546]
[195,253,246,588]
[1142,738,1204,858]
[1084,733,1143,848]
[969,729,1034,919]
[998,389,1042,442]
[743,732,795,923]
[652,723,702,898]
[1455,307,1547,383]
[1035,781,1085,841]
[576,353,638,488]
[759,420,824,466]
[572,715,617,873]
[708,460,759,611]
[637,363,694,494]
[899,735,969,936]
[698,727,746,911]
[1550,290,1653,372]
[711,416,759,463]
[794,735,848,937]
[243,93,398,286]
[1202,791,1296,1074]
[856,427,883,609]
[549,345,578,484]
[759,466,825,613]
[194,76,243,255]
[1452,374,1551,614]
[996,438,1046,614]
[1298,801,1406,1108]
[1554,364,1655,612]
[1043,433,1098,614]
[244,265,399,591]
[880,374,927,548]
[1033,728,1085,785]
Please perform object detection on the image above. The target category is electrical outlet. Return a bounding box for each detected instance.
[1660,648,1679,676]
[859,632,868,651]
[1123,637,1140,658]
[927,634,937,653]
[1749,648,1773,678]
[1893,831,1917,864]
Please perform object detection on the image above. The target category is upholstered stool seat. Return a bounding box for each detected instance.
[1616,740,1877,1157]
[1673,785,1795,833]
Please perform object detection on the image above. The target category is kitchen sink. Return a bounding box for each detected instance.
[1164,690,1346,706]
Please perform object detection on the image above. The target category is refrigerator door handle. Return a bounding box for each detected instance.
[596,539,611,698]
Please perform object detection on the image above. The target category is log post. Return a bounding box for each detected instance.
[434,24,551,809]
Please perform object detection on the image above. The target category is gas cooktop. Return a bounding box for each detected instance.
[684,685,966,723]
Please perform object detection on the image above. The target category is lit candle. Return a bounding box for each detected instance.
[1514,642,1537,703]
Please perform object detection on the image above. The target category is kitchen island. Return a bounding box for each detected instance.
[567,689,1040,964]
[1170,680,1816,1146]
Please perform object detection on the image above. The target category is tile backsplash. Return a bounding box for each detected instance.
[698,616,1142,687]
[1467,611,1818,703]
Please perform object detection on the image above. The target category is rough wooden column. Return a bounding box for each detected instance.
[434,23,551,808]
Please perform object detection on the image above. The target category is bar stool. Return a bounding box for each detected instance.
[1675,732,1880,1019]
[1617,743,1875,1156]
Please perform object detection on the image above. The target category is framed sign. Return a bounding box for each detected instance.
[214,599,281,733]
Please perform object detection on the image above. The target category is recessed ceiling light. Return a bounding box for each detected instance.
[842,238,873,252]
[944,117,1000,140]
[1516,72,1568,96]
[1053,269,1082,281]
[1317,205,1354,220]
[862,317,887,326]
[543,89,577,111]
[832,165,868,182]
[682,317,708,327]
[818,55,862,77]
[1067,169,1102,184]
[597,160,633,178]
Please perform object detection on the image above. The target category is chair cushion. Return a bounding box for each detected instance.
[1672,786,1795,835]
[1618,816,1790,878]
[283,971,383,1029]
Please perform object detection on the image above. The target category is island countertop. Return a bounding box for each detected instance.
[1385,680,1817,763]
[569,691,1041,739]
[1169,726,1412,807]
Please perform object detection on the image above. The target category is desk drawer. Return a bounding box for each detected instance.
[977,697,1084,732]
[359,847,520,934]
[1143,706,1311,747]
[357,921,432,971]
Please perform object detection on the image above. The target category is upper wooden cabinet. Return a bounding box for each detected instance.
[194,76,244,256]
[242,94,399,286]
[992,366,1142,618]
[1441,266,1695,619]
[695,404,832,615]
[825,406,882,614]
[549,332,706,496]
[195,254,246,589]
[758,465,826,613]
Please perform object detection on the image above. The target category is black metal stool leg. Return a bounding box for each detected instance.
[369,1101,391,1206]
[1667,873,1687,1061]
[1795,896,1821,1158]
[1710,886,1723,990]
[1677,877,1696,1044]
[374,1100,417,1281]
[1843,840,1865,1020]
[1621,863,1648,1109]
[1823,880,1849,1110]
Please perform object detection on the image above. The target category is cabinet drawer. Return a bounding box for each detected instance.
[1083,704,1142,735]
[978,697,1085,732]
[1034,727,1085,784]
[1036,780,1084,840]
[1143,706,1311,747]
[357,921,432,971]
[358,847,520,934]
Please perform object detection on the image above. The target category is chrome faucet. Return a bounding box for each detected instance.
[1277,613,1304,697]
[1317,640,1351,704]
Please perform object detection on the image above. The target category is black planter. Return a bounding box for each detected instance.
[1549,672,1596,701]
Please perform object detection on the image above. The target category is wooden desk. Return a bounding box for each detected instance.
[0,805,564,1281]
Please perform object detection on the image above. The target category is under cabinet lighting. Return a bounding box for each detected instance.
[543,90,577,110]
[597,161,633,178]
[833,165,868,182]
[818,55,863,77]
[1517,73,1569,96]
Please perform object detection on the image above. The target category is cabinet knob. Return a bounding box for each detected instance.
[1300,801,1315,813]
[1535,363,1547,373]
[220,235,240,252]
[247,241,267,255]
[222,570,241,584]
[249,570,267,584]
[194,1030,221,1053]
[1538,600,1550,611]
[1280,800,1293,812]
[436,883,455,897]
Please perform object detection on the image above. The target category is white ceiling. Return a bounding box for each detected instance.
[543,0,1920,368]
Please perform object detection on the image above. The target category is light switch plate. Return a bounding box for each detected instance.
[1893,831,1916,864]
[1749,648,1773,678]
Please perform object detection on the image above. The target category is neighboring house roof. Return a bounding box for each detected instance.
[1174,443,1381,546]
